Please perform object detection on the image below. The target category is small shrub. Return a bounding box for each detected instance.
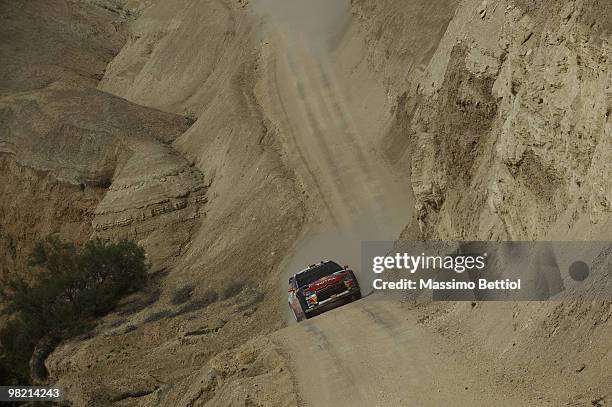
[118,286,160,316]
[183,111,198,126]
[117,270,165,316]
[144,309,175,323]
[171,284,194,305]
[0,237,148,384]
[176,290,219,315]
[236,286,265,313]
[220,280,246,300]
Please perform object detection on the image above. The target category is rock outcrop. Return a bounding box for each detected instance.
[0,82,203,275]
[352,0,612,240]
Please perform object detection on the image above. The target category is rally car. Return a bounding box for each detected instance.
[288,260,361,322]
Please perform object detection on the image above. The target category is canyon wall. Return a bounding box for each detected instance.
[349,0,611,241]
[346,0,611,402]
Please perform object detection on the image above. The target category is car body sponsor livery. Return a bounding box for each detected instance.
[288,261,361,322]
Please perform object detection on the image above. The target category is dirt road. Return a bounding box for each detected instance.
[257,9,417,302]
[273,297,526,407]
[255,3,469,404]
[263,32,413,232]
[254,5,533,405]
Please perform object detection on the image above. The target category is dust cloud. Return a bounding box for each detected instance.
[252,0,351,52]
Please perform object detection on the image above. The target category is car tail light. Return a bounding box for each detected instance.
[306,293,318,306]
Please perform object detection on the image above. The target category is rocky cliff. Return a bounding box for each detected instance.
[346,0,611,403]
[350,0,611,241]
[0,0,130,277]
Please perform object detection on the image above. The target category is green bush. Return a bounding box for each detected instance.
[0,237,148,385]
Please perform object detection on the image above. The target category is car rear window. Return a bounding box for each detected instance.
[296,262,343,287]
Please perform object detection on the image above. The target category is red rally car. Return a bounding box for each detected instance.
[288,260,361,322]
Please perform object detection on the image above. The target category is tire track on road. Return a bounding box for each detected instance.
[266,47,341,228]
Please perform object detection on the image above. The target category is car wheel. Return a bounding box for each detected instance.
[293,308,304,322]
[352,291,362,301]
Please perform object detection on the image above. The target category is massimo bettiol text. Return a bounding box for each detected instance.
[371,252,521,291]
